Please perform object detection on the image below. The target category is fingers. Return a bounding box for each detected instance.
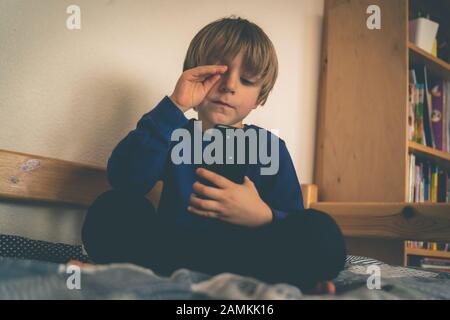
[203,73,222,92]
[196,168,232,189]
[190,65,228,78]
[185,65,228,82]
[187,203,223,219]
[243,176,255,186]
[192,181,223,200]
[187,205,218,219]
[189,193,223,212]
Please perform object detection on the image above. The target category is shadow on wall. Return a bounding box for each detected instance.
[0,199,86,245]
[50,69,154,168]
[302,7,324,185]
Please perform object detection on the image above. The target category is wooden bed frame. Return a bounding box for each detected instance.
[1,149,449,264]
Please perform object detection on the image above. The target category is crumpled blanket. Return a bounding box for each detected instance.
[0,256,449,299]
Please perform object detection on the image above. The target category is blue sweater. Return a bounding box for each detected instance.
[107,96,304,230]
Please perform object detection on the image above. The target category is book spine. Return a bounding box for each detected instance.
[420,162,424,202]
[429,163,433,202]
[442,81,448,153]
[433,166,438,202]
[437,169,445,202]
[431,82,444,150]
[415,84,424,144]
[408,84,416,141]
[423,66,435,148]
[409,154,416,202]
[415,163,420,202]
[425,161,430,201]
[444,81,450,153]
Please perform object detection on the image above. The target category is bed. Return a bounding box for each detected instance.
[0,149,449,299]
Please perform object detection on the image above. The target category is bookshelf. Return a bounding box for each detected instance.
[315,0,450,266]
[404,246,450,269]
[408,43,450,81]
[405,248,450,260]
[408,141,450,171]
[404,247,450,261]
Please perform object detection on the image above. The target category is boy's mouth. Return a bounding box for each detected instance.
[211,100,235,109]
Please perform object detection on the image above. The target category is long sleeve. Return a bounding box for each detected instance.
[107,96,189,195]
[264,139,304,221]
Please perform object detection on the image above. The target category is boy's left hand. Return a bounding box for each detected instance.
[188,168,273,228]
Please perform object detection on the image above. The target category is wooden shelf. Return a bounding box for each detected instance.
[318,0,450,266]
[405,247,450,259]
[408,141,450,171]
[310,202,450,242]
[408,42,450,80]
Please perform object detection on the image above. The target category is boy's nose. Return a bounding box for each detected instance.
[219,73,236,94]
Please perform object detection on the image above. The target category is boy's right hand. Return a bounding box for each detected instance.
[170,65,228,113]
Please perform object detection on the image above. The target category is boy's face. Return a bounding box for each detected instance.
[196,50,262,130]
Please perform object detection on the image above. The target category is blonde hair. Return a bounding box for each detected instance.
[183,16,278,106]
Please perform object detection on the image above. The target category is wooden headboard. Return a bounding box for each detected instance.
[1,149,449,244]
[0,149,318,210]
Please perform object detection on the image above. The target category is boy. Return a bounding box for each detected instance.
[82,16,346,293]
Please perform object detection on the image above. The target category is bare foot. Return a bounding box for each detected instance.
[312,281,336,295]
[66,259,92,268]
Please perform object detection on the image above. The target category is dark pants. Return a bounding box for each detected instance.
[82,189,346,291]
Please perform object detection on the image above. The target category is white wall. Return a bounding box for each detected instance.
[0,0,324,243]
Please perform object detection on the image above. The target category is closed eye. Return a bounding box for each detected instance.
[240,77,254,85]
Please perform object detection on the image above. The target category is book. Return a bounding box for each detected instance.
[408,84,416,142]
[420,263,450,270]
[429,163,434,202]
[431,81,444,151]
[411,66,436,147]
[424,161,429,201]
[438,169,448,203]
[415,162,421,202]
[406,241,450,252]
[409,69,417,84]
[414,163,422,202]
[414,84,425,145]
[408,73,450,152]
[421,257,450,266]
[443,81,450,153]
[433,165,439,202]
[408,154,416,202]
[423,66,435,148]
[443,81,448,153]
